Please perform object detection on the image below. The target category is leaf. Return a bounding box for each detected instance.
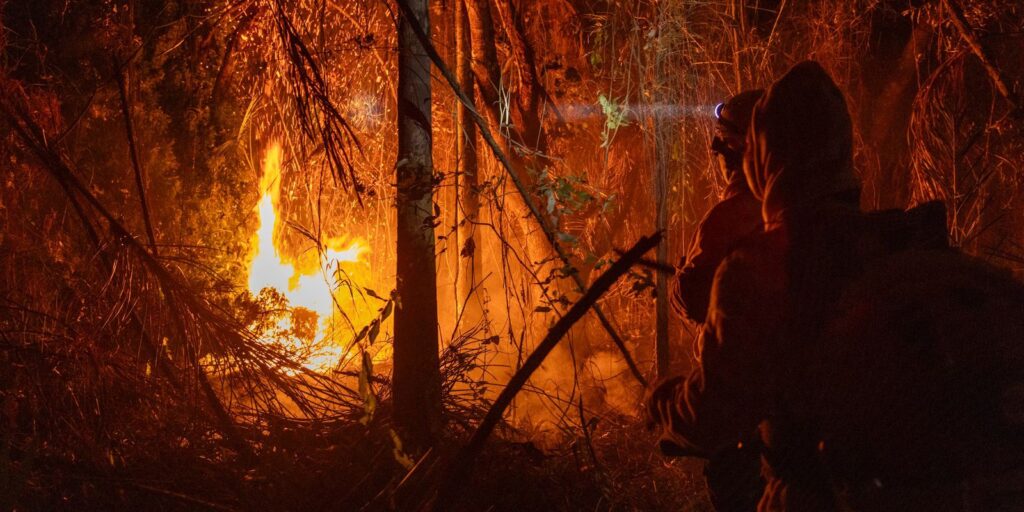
[368,319,380,345]
[358,351,377,426]
[602,194,617,212]
[598,94,630,130]
[534,306,552,313]
[460,237,476,258]
[389,429,415,470]
[352,325,369,345]
[381,299,393,321]
[364,287,383,300]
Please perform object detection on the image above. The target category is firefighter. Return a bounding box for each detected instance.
[671,89,764,325]
[648,60,1024,511]
[669,89,766,512]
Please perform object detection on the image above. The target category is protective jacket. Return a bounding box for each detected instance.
[671,176,762,324]
[672,89,764,325]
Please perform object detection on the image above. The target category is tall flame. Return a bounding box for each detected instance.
[247,143,371,372]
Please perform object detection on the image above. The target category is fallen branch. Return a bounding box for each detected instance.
[130,482,240,512]
[115,62,257,464]
[615,249,676,274]
[115,63,158,250]
[941,0,1021,115]
[392,0,648,389]
[426,232,662,512]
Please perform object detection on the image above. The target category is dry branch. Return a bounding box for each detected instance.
[941,0,1021,114]
[116,66,158,250]
[272,0,364,197]
[130,483,240,512]
[424,232,662,512]
[115,68,239,444]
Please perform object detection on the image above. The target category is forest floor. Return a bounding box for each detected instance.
[4,410,711,511]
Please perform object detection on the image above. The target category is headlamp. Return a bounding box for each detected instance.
[714,102,725,119]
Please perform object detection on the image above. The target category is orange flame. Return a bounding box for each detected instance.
[247,143,373,373]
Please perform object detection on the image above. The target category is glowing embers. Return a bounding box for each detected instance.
[246,143,373,373]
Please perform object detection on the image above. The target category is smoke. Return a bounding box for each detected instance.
[558,102,719,123]
[585,350,644,416]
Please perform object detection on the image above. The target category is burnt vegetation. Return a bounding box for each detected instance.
[0,0,1022,511]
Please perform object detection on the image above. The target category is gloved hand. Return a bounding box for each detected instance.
[644,375,704,457]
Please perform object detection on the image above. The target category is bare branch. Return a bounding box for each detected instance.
[941,0,1021,114]
[396,232,662,512]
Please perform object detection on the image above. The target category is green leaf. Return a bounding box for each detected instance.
[598,94,630,130]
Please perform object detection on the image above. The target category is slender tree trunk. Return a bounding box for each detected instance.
[467,0,513,151]
[653,3,671,378]
[465,0,544,166]
[394,0,440,452]
[492,0,545,151]
[465,0,550,317]
[456,0,480,315]
[460,0,643,385]
[858,22,931,209]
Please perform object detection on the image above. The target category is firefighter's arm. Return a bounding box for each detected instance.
[671,263,717,323]
[651,251,779,456]
[671,208,733,322]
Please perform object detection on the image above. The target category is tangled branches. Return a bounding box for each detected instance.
[270,0,365,199]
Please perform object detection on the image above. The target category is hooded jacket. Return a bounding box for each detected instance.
[744,61,860,225]
[652,59,862,454]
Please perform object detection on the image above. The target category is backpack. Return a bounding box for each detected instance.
[810,204,1024,509]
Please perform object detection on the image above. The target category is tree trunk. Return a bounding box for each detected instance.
[653,3,671,378]
[456,0,480,316]
[466,0,544,166]
[465,0,551,322]
[492,0,545,151]
[394,0,441,452]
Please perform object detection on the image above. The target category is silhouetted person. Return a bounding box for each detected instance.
[648,61,1024,511]
[672,89,763,325]
[670,89,765,512]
